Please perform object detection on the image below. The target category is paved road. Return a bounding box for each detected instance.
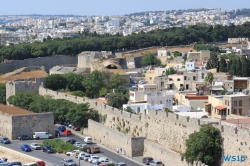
[0,133,143,166]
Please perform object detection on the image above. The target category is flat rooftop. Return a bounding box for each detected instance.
[0,104,33,115]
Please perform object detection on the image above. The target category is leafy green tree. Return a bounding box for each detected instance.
[141,53,161,66]
[124,106,134,114]
[241,56,249,77]
[219,56,227,72]
[99,87,108,97]
[205,72,214,94]
[82,70,105,98]
[0,83,6,104]
[64,73,85,91]
[206,53,218,70]
[45,74,68,91]
[235,56,242,76]
[107,73,127,90]
[7,92,36,110]
[108,92,128,109]
[165,67,177,76]
[65,103,99,127]
[164,107,172,113]
[183,124,222,166]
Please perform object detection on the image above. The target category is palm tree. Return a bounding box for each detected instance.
[205,72,214,94]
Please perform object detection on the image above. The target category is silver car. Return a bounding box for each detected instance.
[30,143,41,150]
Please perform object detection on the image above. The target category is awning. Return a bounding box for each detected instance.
[212,88,224,91]
[214,105,227,111]
[205,103,211,106]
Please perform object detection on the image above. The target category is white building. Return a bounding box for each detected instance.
[185,61,196,71]
[123,103,164,114]
[129,84,173,109]
[157,47,170,56]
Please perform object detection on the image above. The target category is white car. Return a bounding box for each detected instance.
[84,136,92,144]
[78,152,85,160]
[88,156,99,163]
[83,153,92,161]
[66,150,80,156]
[73,142,82,147]
[30,143,41,150]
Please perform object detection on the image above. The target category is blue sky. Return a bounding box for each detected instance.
[0,0,249,16]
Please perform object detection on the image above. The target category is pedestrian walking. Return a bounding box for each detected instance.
[116,147,119,153]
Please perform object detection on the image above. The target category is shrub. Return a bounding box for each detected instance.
[42,139,81,154]
[71,91,85,97]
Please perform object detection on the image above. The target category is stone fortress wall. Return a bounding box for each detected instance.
[5,77,46,104]
[37,86,250,166]
[0,110,54,140]
[0,55,78,73]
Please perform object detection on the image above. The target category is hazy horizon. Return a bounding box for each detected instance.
[0,0,249,16]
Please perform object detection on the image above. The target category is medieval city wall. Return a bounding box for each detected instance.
[0,55,78,73]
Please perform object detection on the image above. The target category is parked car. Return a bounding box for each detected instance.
[0,137,11,144]
[21,144,32,152]
[66,150,80,156]
[149,160,163,166]
[63,129,72,136]
[142,157,154,165]
[116,162,127,166]
[61,159,76,166]
[73,142,82,147]
[58,125,66,132]
[30,143,41,150]
[18,135,32,140]
[66,139,76,144]
[73,151,83,158]
[83,153,92,161]
[42,145,54,153]
[7,161,22,166]
[84,136,92,144]
[92,146,100,153]
[0,159,9,165]
[36,161,45,166]
[33,132,52,139]
[74,126,80,131]
[78,152,85,160]
[88,156,99,163]
[23,162,39,166]
[55,130,60,137]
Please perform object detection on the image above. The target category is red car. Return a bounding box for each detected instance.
[63,129,72,136]
[37,160,45,166]
[74,126,80,131]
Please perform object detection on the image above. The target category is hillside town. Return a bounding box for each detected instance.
[1,8,250,45]
[1,6,250,166]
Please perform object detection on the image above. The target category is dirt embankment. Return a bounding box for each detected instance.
[0,67,47,83]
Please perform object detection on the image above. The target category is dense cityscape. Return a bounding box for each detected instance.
[0,8,250,44]
[1,5,250,166]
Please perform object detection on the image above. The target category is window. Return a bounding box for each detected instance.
[166,100,168,106]
[228,109,230,115]
[234,101,237,106]
[228,101,230,106]
[193,76,196,81]
[184,76,187,80]
[202,73,204,79]
[177,78,180,81]
[239,100,242,106]
[150,77,152,80]
[225,100,227,105]
[160,101,162,104]
[233,109,237,114]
